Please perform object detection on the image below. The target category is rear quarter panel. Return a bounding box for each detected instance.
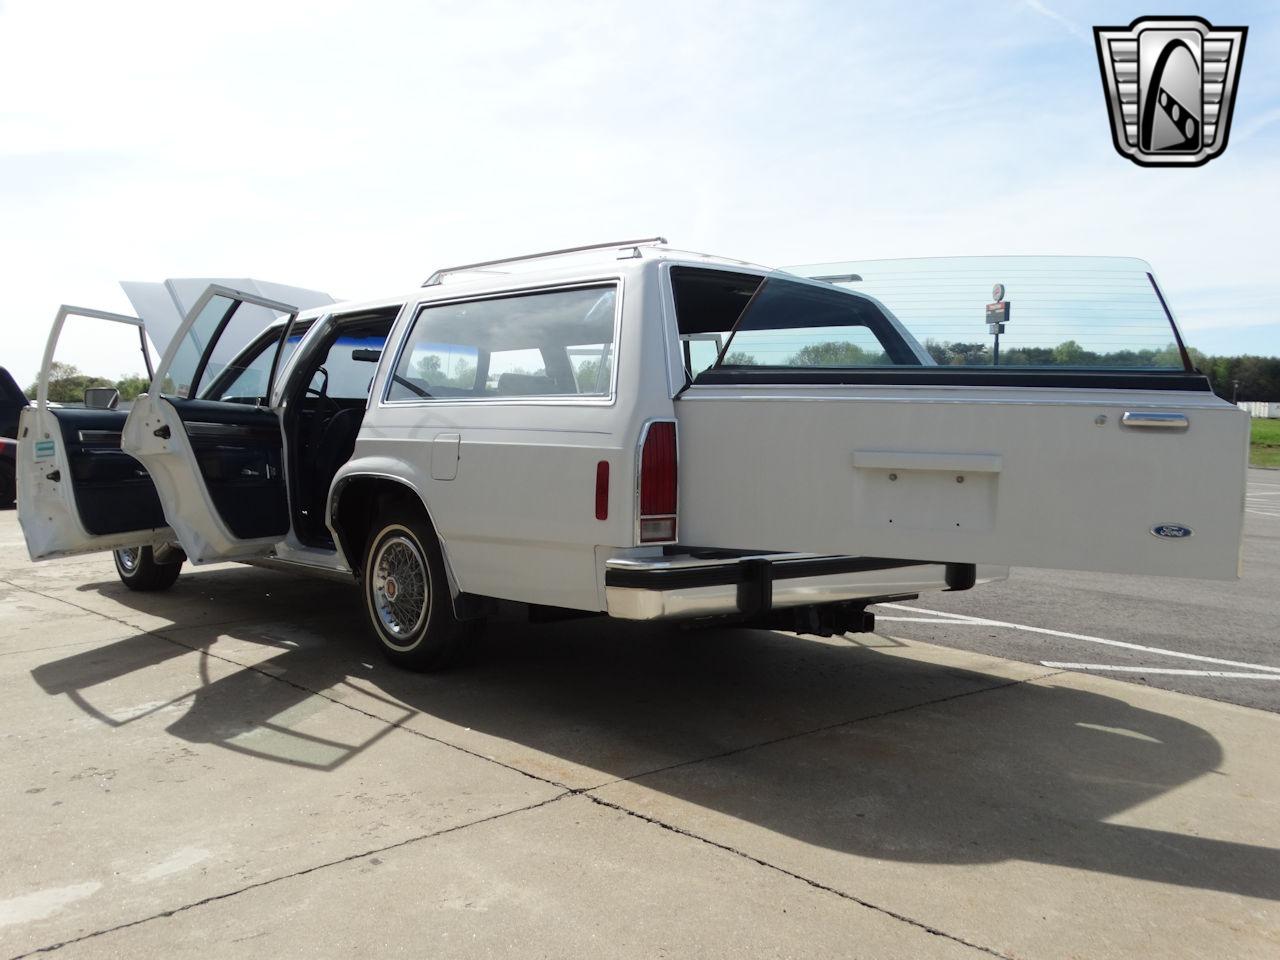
[342,264,677,610]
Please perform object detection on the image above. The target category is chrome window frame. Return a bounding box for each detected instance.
[378,277,625,408]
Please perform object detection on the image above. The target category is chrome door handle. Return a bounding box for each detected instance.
[1121,411,1189,430]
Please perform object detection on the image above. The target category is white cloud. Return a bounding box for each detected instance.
[1021,0,1089,43]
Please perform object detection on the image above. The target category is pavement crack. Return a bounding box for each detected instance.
[584,793,1015,960]
[0,578,278,634]
[7,791,573,960]
[7,574,1037,960]
[590,669,1062,791]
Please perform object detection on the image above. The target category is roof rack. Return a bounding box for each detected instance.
[422,236,668,286]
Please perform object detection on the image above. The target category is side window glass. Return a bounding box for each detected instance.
[488,348,550,395]
[683,336,721,376]
[387,285,617,401]
[400,343,479,392]
[205,333,303,403]
[159,293,295,400]
[568,343,613,393]
[164,295,235,398]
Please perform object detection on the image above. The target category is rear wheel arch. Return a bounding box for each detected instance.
[330,475,460,595]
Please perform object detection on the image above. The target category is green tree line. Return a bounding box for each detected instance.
[1186,350,1280,402]
[30,345,1280,405]
[724,338,1280,401]
[922,340,1280,400]
[25,363,150,404]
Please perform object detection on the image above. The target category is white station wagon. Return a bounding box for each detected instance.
[17,239,1249,669]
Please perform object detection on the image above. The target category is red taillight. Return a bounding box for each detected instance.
[595,460,609,521]
[638,420,677,543]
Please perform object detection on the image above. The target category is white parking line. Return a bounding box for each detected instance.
[877,602,1280,674]
[1245,491,1280,517]
[876,616,981,625]
[1041,662,1280,680]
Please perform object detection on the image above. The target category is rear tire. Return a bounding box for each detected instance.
[113,546,183,591]
[362,508,469,671]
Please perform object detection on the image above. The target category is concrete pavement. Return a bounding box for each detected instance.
[1,509,1278,959]
[872,468,1280,711]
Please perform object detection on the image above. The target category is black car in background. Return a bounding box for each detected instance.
[1,367,29,506]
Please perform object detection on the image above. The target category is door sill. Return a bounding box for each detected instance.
[241,555,354,583]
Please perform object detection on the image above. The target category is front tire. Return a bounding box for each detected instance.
[362,510,468,671]
[113,546,183,591]
[0,465,14,508]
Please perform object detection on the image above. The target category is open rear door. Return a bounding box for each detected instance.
[670,258,1249,581]
[122,285,300,564]
[17,307,173,560]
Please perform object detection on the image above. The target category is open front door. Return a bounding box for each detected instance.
[122,286,299,564]
[17,307,173,560]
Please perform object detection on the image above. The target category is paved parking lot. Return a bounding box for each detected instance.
[2,505,1279,959]
[872,468,1280,712]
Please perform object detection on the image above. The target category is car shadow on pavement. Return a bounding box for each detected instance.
[32,567,1280,904]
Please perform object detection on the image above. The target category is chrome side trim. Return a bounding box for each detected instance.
[604,552,1008,621]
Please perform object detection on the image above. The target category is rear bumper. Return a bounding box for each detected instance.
[604,551,1007,621]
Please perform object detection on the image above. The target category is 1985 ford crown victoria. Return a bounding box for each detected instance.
[17,239,1249,669]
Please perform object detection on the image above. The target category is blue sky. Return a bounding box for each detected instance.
[1,0,1277,385]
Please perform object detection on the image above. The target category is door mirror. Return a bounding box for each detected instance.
[83,387,120,410]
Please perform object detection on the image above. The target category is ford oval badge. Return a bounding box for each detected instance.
[1151,523,1194,540]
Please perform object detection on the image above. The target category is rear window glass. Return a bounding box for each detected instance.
[785,256,1189,370]
[717,278,919,367]
[387,285,617,401]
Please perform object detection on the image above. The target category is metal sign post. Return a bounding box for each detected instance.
[986,283,1009,365]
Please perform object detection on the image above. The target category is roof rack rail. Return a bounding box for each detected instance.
[422,236,668,286]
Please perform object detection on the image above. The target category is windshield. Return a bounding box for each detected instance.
[777,256,1190,371]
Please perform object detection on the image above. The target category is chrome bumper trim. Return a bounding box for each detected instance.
[604,551,1007,621]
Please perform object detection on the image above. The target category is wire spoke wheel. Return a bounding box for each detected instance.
[112,545,182,591]
[115,547,140,574]
[371,534,430,649]
[362,513,471,671]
